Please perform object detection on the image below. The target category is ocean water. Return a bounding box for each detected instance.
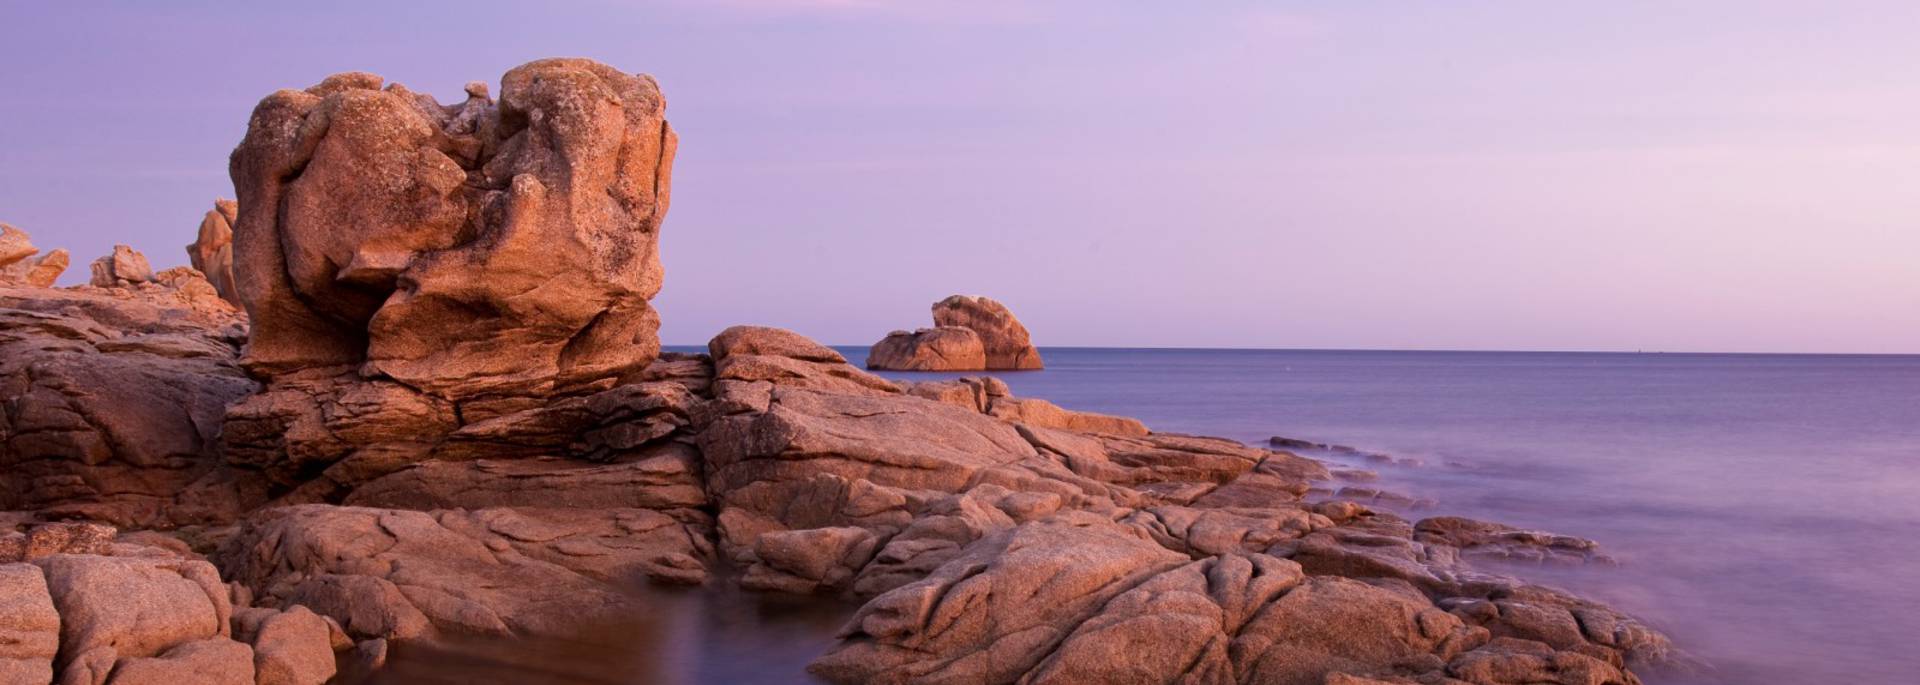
[845,347,1920,685]
[426,347,1920,684]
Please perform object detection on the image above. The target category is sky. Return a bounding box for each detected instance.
[2,1,1916,353]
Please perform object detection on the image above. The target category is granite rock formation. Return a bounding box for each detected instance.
[186,199,241,306]
[88,245,155,287]
[867,295,1043,371]
[229,58,674,394]
[0,57,1681,685]
[0,273,255,528]
[221,58,680,510]
[0,224,69,288]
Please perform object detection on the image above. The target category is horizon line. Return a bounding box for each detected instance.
[660,343,1920,357]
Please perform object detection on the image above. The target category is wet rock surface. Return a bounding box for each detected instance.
[0,58,1679,685]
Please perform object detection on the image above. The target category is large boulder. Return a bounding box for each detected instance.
[0,224,69,288]
[867,295,1043,371]
[185,199,240,306]
[0,281,257,528]
[932,295,1042,370]
[0,563,58,684]
[87,245,154,287]
[866,327,985,371]
[228,58,675,401]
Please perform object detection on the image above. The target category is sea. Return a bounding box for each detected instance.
[394,347,1920,685]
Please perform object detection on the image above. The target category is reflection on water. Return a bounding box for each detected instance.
[367,582,854,685]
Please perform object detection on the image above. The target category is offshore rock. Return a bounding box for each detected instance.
[932,295,1043,370]
[866,326,985,371]
[185,199,240,306]
[866,295,1043,371]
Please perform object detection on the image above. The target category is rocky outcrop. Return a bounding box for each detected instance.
[0,224,69,288]
[217,59,682,517]
[0,56,1679,685]
[228,59,674,397]
[87,245,155,287]
[186,199,240,306]
[867,295,1043,371]
[0,277,256,528]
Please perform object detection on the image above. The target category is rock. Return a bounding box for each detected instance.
[0,284,257,528]
[809,521,1188,684]
[986,396,1148,436]
[228,58,674,401]
[932,295,1042,370]
[106,637,254,685]
[87,245,154,287]
[0,224,33,267]
[245,606,337,685]
[867,296,1042,371]
[185,200,239,306]
[709,325,901,397]
[0,563,59,684]
[0,523,117,562]
[0,224,70,287]
[216,504,712,641]
[33,554,232,678]
[1414,516,1613,566]
[865,327,985,371]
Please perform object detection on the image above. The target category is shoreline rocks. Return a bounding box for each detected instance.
[0,57,1680,685]
[867,295,1043,371]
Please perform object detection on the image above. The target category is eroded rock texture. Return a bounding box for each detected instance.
[0,224,69,288]
[867,295,1043,371]
[0,523,345,685]
[229,58,674,396]
[0,278,256,528]
[186,199,241,306]
[87,245,155,288]
[221,58,682,508]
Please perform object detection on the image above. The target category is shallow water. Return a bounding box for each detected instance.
[427,347,1920,684]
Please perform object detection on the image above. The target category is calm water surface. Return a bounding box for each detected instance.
[643,347,1920,684]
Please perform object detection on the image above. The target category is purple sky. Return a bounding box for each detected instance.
[3,1,1917,353]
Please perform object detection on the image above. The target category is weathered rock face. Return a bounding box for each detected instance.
[867,326,985,371]
[229,58,675,401]
[0,278,257,528]
[88,244,155,287]
[219,58,683,508]
[186,199,241,306]
[216,504,711,642]
[0,526,348,685]
[867,295,1043,371]
[0,223,69,288]
[932,295,1042,370]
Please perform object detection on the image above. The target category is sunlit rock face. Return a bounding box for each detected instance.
[222,58,680,501]
[228,58,676,401]
[866,295,1044,371]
